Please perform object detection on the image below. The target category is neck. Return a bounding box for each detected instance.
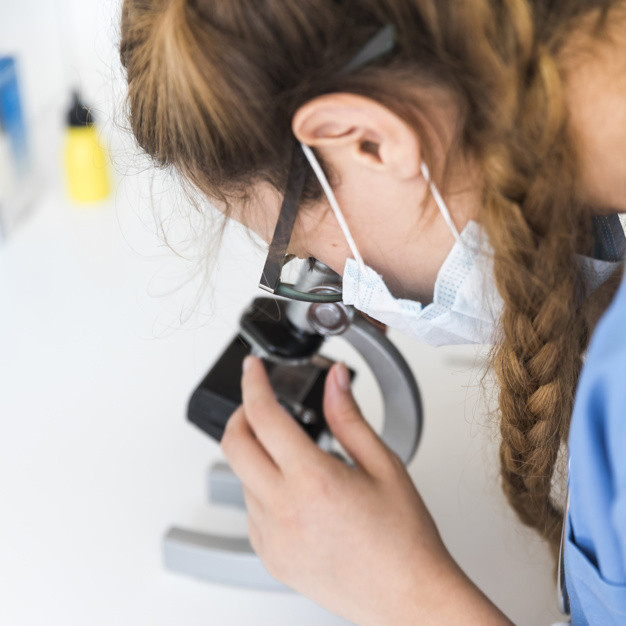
[560,6,626,214]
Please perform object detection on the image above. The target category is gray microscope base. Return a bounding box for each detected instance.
[163,527,290,592]
[163,462,290,591]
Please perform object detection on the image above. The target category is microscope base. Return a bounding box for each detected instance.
[163,461,291,591]
[163,527,290,592]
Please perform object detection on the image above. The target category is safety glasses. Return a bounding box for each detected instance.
[258,24,396,303]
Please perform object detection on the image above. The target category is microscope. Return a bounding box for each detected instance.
[162,258,423,591]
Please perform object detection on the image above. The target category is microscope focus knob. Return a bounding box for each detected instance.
[306,288,353,336]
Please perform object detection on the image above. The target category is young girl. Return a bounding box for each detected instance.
[120,1,626,623]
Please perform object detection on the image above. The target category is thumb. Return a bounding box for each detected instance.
[323,362,392,476]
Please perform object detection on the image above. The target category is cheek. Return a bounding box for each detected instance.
[294,213,352,279]
[308,238,352,279]
[369,217,456,304]
[410,228,456,303]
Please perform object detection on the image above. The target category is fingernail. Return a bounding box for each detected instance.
[243,355,254,374]
[335,361,350,391]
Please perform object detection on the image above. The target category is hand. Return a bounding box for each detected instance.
[220,355,461,625]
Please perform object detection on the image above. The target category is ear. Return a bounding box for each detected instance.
[292,93,422,181]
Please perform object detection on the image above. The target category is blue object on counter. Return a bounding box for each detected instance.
[0,57,29,177]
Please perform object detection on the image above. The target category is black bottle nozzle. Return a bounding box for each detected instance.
[67,91,94,127]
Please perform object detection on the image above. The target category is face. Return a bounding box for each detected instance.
[223,93,483,303]
[229,172,480,304]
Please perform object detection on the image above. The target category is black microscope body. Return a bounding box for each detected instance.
[187,296,355,444]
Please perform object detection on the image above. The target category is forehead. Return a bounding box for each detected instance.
[218,181,315,256]
[214,182,280,240]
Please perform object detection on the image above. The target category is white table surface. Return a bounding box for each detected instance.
[0,151,565,625]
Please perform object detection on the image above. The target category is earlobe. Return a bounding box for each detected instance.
[292,93,422,181]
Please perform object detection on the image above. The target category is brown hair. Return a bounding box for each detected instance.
[120,0,624,564]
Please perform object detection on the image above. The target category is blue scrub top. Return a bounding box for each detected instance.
[565,265,626,624]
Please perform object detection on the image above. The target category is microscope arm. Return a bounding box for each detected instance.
[342,314,421,464]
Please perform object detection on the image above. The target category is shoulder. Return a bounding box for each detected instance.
[573,267,626,454]
[566,265,626,620]
[583,270,626,374]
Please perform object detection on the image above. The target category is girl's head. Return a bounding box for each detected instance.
[120,0,622,562]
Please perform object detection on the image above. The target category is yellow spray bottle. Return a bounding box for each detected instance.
[64,92,111,204]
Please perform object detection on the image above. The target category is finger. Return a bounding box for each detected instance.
[322,361,393,477]
[242,484,264,521]
[241,355,321,470]
[248,513,263,556]
[221,405,282,500]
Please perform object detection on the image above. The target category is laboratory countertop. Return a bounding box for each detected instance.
[0,171,564,626]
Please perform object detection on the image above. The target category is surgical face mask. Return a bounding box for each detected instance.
[300,142,624,347]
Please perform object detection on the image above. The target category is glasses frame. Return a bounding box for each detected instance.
[258,24,396,303]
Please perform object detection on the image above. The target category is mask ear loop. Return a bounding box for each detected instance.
[303,143,461,249]
[301,142,373,306]
[420,162,462,243]
[301,142,462,305]
[300,143,366,271]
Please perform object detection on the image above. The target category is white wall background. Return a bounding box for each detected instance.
[0,2,565,625]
